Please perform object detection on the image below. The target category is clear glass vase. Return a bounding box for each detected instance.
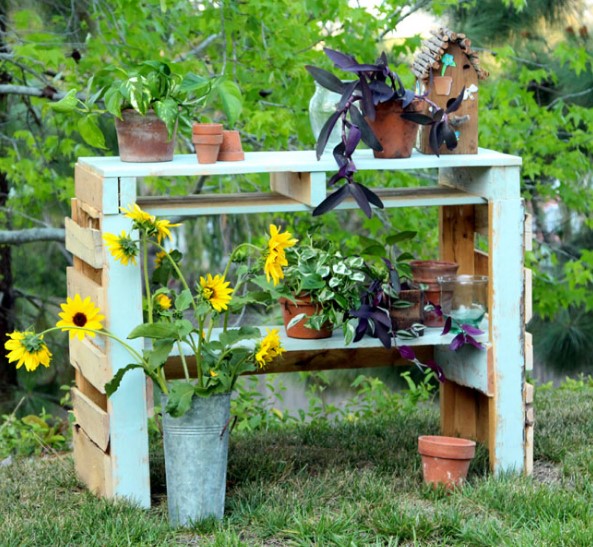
[308,82,343,154]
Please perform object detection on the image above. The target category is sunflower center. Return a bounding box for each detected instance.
[73,312,88,327]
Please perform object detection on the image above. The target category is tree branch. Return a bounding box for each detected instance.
[0,84,76,101]
[0,228,65,245]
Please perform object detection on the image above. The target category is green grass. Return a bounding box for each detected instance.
[2,382,593,546]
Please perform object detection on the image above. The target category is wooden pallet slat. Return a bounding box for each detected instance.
[65,217,104,269]
[67,266,105,310]
[72,425,113,497]
[270,171,327,207]
[70,337,111,394]
[72,387,110,451]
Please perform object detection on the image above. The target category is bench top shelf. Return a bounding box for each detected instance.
[78,147,522,178]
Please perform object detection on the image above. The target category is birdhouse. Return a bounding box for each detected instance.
[412,28,489,155]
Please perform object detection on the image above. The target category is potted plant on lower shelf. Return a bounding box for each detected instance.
[255,235,368,341]
[3,209,296,526]
[305,48,465,217]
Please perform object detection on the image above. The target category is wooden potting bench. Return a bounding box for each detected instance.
[65,148,532,508]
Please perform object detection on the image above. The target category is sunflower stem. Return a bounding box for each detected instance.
[175,341,191,381]
[142,232,153,324]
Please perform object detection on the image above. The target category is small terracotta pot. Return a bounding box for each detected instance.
[218,130,245,161]
[433,76,453,96]
[410,260,459,327]
[193,133,223,164]
[418,435,476,490]
[115,109,176,162]
[192,123,223,136]
[365,99,422,159]
[279,295,333,339]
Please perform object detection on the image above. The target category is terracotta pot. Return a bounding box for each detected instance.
[192,122,223,136]
[389,287,424,331]
[218,130,245,161]
[279,295,333,339]
[410,260,459,327]
[418,435,476,490]
[115,109,176,162]
[365,99,422,159]
[433,76,453,96]
[193,133,223,164]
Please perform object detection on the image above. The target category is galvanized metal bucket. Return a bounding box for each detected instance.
[161,392,231,526]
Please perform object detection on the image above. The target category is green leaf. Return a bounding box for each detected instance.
[174,319,194,338]
[215,79,242,125]
[128,322,179,339]
[105,364,143,396]
[49,89,79,113]
[103,86,123,119]
[165,382,196,417]
[153,97,179,138]
[386,231,417,245]
[147,339,174,369]
[77,115,107,149]
[175,289,193,312]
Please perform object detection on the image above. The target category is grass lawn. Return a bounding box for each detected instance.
[2,380,593,546]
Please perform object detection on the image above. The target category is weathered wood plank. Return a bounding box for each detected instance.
[65,217,103,269]
[524,383,535,474]
[72,387,110,452]
[67,266,105,310]
[434,344,493,396]
[270,171,326,207]
[440,204,476,273]
[72,425,113,498]
[474,249,489,276]
[70,337,111,394]
[524,213,533,251]
[75,163,120,214]
[524,267,533,324]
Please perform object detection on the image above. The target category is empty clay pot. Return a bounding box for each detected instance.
[192,123,223,136]
[193,133,223,164]
[279,295,332,339]
[218,130,245,161]
[418,435,476,490]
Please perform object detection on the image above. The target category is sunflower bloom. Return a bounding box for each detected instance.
[268,225,298,255]
[154,218,181,243]
[264,250,289,286]
[120,203,155,225]
[199,274,233,313]
[103,231,138,265]
[155,250,168,267]
[56,294,105,340]
[155,293,172,310]
[255,328,284,368]
[5,331,52,372]
[264,225,297,286]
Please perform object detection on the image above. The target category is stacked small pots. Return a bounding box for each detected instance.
[192,123,223,164]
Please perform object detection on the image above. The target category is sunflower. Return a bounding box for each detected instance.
[268,224,298,255]
[4,331,52,372]
[255,328,284,368]
[120,203,155,227]
[155,250,168,267]
[264,225,297,286]
[155,293,172,310]
[103,231,138,265]
[56,294,105,340]
[154,218,181,243]
[199,274,233,313]
[264,249,289,286]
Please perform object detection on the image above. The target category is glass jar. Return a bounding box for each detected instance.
[308,82,343,153]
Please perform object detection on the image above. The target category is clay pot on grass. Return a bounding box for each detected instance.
[418,435,476,490]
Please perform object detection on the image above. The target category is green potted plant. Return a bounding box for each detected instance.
[257,235,368,341]
[305,48,465,217]
[51,60,242,162]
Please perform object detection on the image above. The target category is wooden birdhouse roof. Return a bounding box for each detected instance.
[412,27,489,82]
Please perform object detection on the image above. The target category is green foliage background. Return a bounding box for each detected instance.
[1,0,593,405]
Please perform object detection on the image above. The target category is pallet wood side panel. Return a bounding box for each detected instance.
[75,164,120,215]
[524,383,535,474]
[270,171,326,207]
[474,249,489,276]
[72,425,113,498]
[72,387,110,452]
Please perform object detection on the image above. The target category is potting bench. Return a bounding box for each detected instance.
[65,148,531,507]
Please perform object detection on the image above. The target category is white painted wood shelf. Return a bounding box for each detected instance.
[67,147,530,508]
